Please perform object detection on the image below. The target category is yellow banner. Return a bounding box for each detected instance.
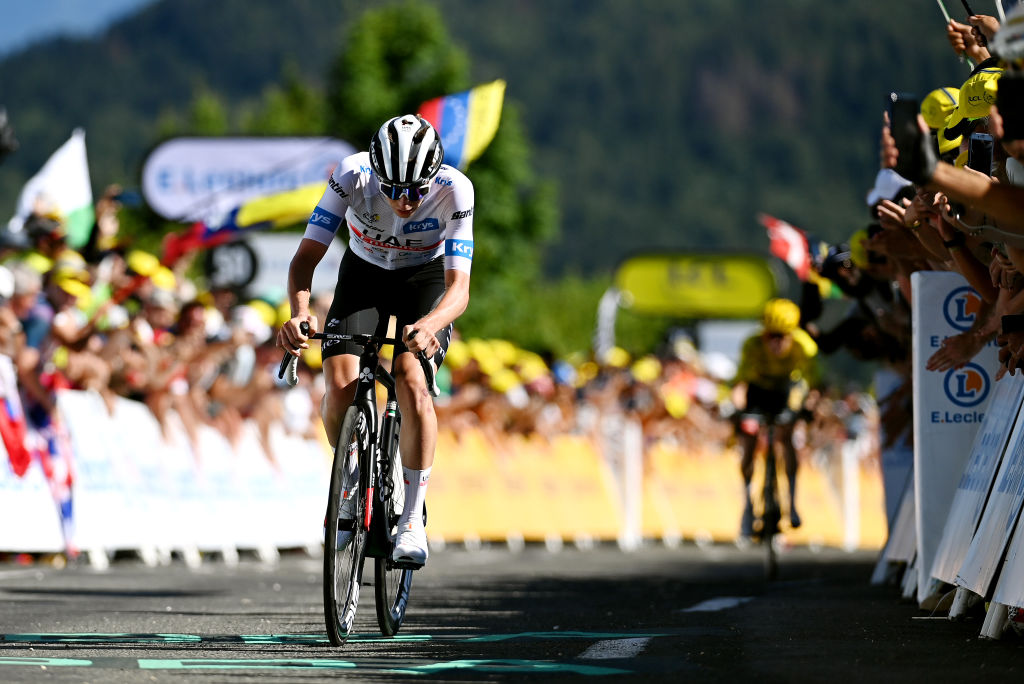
[615,253,777,318]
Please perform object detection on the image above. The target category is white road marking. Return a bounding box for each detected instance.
[678,596,754,613]
[578,637,650,659]
[0,569,44,581]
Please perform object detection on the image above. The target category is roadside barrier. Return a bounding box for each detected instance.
[871,271,1024,639]
[1,387,888,564]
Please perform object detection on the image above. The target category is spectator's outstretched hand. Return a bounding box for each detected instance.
[996,331,1024,379]
[926,331,986,372]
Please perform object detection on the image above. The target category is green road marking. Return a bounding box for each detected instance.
[466,631,668,642]
[0,657,93,667]
[240,633,430,644]
[2,633,201,644]
[138,658,356,670]
[3,632,431,645]
[389,659,629,676]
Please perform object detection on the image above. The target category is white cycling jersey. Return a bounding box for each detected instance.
[302,151,475,273]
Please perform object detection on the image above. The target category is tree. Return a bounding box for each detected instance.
[326,1,559,345]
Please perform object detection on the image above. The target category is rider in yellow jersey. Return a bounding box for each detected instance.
[733,298,818,537]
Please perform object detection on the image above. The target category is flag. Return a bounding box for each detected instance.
[758,213,811,281]
[8,129,94,249]
[419,79,506,169]
[161,181,328,265]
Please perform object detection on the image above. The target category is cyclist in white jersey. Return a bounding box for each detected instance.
[278,114,474,567]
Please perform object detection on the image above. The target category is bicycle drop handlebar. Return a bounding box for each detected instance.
[277,322,439,397]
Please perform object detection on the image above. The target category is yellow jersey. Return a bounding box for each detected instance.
[734,327,818,391]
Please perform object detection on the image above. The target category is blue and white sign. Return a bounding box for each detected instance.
[141,137,356,223]
[911,271,1000,604]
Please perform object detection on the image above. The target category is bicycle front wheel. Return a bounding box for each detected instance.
[374,447,414,636]
[324,406,368,646]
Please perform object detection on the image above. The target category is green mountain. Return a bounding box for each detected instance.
[0,0,969,274]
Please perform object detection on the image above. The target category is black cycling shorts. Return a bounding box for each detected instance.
[321,250,452,367]
[744,383,791,419]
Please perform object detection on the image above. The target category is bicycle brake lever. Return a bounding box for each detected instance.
[277,321,311,387]
[407,329,440,398]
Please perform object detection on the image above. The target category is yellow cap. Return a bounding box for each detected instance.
[487,367,521,393]
[943,68,1003,139]
[849,229,870,269]
[55,276,92,305]
[126,250,161,277]
[937,122,963,155]
[630,355,662,383]
[275,300,291,328]
[921,87,960,129]
[247,299,277,328]
[445,338,471,370]
[604,346,631,368]
[151,266,176,291]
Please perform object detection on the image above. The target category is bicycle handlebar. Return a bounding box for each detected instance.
[277,322,439,397]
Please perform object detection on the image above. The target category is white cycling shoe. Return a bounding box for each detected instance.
[392,519,428,568]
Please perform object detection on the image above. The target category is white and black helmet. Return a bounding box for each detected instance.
[369,115,444,199]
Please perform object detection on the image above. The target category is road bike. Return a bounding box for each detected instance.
[279,323,437,645]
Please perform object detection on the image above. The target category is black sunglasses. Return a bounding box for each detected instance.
[379,181,431,202]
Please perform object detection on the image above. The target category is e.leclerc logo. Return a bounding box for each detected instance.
[933,362,990,425]
[943,286,983,331]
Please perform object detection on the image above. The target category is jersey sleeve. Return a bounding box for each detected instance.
[732,335,759,386]
[302,157,357,245]
[442,174,475,274]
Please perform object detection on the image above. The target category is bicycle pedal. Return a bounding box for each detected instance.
[391,559,425,571]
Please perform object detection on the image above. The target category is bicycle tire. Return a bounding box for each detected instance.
[324,406,369,646]
[374,446,414,636]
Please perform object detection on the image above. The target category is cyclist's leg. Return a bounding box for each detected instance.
[737,423,757,536]
[322,355,359,448]
[320,250,385,447]
[777,420,801,528]
[389,258,449,565]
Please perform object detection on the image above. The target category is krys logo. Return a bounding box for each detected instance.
[943,362,990,408]
[943,286,983,331]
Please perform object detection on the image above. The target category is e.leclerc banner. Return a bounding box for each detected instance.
[911,271,999,603]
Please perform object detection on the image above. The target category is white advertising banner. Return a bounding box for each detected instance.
[244,233,347,299]
[932,374,1024,584]
[0,443,65,553]
[992,503,1024,610]
[141,137,355,223]
[955,406,1024,596]
[911,271,999,602]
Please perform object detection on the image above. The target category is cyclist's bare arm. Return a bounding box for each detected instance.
[403,269,470,357]
[278,238,329,356]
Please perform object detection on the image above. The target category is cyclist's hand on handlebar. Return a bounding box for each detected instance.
[402,324,439,357]
[278,315,318,357]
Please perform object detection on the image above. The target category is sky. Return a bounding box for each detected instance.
[0,0,153,57]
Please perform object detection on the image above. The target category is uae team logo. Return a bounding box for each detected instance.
[943,286,983,332]
[943,363,990,408]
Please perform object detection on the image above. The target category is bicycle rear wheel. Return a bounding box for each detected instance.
[374,447,414,636]
[324,406,368,646]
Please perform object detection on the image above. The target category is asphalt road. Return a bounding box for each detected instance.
[1,543,1023,682]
